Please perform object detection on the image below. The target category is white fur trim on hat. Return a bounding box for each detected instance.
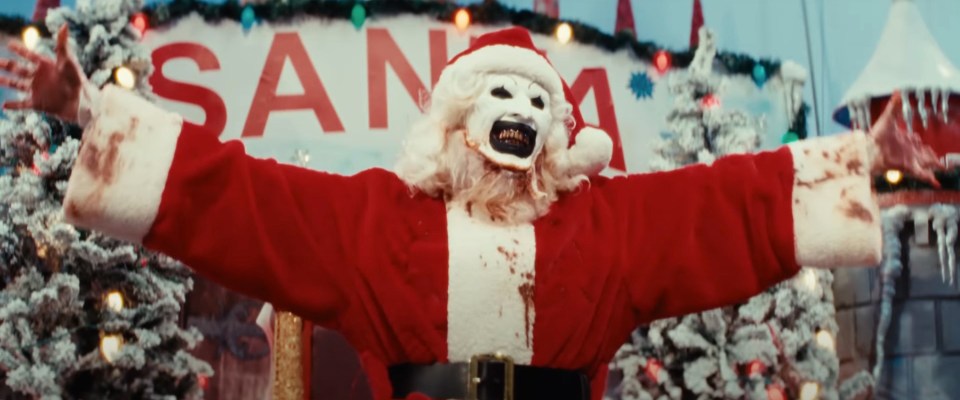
[565,126,613,176]
[435,44,565,99]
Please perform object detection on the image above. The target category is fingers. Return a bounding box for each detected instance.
[0,76,30,92]
[2,99,32,111]
[0,58,33,77]
[56,25,71,59]
[907,146,943,188]
[870,91,903,137]
[8,41,45,64]
[919,169,941,189]
[923,146,945,170]
[878,91,902,124]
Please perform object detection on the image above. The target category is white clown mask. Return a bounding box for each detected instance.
[463,74,555,171]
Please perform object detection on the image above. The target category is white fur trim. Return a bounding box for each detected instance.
[446,202,537,364]
[436,45,564,100]
[64,85,183,243]
[564,126,613,176]
[788,132,882,267]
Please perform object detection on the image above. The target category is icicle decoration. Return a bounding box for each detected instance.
[930,204,959,286]
[901,90,914,134]
[849,104,861,131]
[931,88,941,120]
[849,99,872,132]
[862,98,873,132]
[873,206,910,380]
[942,88,951,124]
[917,88,929,130]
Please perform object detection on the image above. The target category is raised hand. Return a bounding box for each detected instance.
[869,91,944,187]
[0,25,85,123]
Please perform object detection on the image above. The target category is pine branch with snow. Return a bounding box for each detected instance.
[0,0,210,398]
[608,26,866,400]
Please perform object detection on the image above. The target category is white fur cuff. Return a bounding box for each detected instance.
[64,85,183,243]
[788,132,882,267]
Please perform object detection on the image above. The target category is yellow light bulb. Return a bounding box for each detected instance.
[100,334,123,363]
[114,66,136,89]
[556,22,573,45]
[885,169,903,184]
[105,291,124,312]
[799,381,820,400]
[454,9,471,32]
[22,27,40,51]
[815,330,835,352]
[799,269,818,292]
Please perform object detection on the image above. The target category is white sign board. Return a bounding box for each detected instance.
[137,14,795,174]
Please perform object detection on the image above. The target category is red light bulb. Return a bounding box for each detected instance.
[131,13,147,35]
[701,93,720,109]
[654,50,671,74]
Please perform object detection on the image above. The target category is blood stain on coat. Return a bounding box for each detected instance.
[82,132,125,184]
[517,282,535,348]
[129,117,139,135]
[797,171,836,188]
[497,246,518,262]
[846,158,863,174]
[843,200,873,223]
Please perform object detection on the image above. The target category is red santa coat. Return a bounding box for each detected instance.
[64,87,882,399]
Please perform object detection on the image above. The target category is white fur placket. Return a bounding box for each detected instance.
[445,201,537,364]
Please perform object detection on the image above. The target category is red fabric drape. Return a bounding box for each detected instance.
[32,0,60,22]
[615,0,636,37]
[690,0,705,47]
[533,0,560,18]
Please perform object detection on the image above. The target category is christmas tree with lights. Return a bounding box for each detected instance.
[647,28,760,172]
[0,0,211,397]
[606,28,872,400]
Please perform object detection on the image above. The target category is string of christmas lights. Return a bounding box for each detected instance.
[0,0,786,79]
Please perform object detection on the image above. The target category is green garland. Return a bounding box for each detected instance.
[874,167,960,193]
[0,0,808,138]
[0,14,40,36]
[2,0,783,76]
[142,0,783,76]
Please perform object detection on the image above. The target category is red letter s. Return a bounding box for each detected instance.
[150,43,228,137]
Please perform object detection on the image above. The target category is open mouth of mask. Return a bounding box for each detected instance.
[489,120,537,158]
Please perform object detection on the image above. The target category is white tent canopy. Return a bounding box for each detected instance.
[834,0,960,127]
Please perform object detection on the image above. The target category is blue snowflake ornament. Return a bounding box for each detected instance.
[629,72,655,99]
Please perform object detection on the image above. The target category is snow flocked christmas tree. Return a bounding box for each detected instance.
[607,28,873,400]
[0,0,211,398]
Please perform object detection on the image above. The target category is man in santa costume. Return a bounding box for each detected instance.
[0,26,940,400]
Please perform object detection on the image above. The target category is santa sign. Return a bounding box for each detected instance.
[143,14,798,175]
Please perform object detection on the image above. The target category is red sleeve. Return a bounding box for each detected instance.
[148,132,401,324]
[64,86,404,325]
[599,147,800,322]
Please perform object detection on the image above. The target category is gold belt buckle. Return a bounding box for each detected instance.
[467,352,515,400]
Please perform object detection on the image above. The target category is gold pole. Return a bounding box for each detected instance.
[272,311,305,400]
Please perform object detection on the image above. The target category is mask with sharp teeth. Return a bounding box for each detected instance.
[463,74,554,171]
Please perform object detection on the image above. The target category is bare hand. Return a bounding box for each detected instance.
[0,25,84,123]
[869,91,944,187]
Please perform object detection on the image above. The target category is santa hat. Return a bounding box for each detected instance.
[433,27,614,176]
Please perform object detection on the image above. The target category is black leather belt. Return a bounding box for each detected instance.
[388,353,590,400]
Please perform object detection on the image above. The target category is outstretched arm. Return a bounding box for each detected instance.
[1,27,400,325]
[601,93,940,322]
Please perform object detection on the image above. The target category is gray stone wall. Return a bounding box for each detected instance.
[834,228,960,399]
